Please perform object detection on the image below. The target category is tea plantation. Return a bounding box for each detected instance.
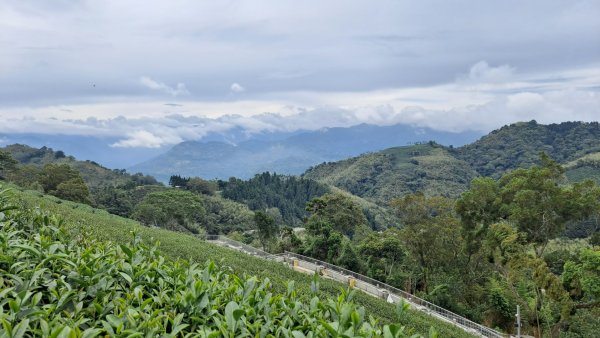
[1,185,475,337]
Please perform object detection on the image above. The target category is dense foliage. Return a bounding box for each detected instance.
[287,157,600,337]
[221,172,330,226]
[1,146,257,236]
[2,144,158,189]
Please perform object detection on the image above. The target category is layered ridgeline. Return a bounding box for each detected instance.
[0,185,474,337]
[305,121,600,203]
[130,123,482,181]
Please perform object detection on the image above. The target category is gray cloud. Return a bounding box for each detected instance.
[0,0,598,140]
[2,84,598,149]
[1,0,599,106]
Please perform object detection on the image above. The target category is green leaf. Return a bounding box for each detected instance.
[119,244,133,259]
[225,301,239,332]
[171,324,189,336]
[320,321,338,337]
[81,328,103,338]
[292,331,307,338]
[233,308,245,321]
[106,314,121,328]
[12,318,29,338]
[1,319,12,337]
[119,271,133,284]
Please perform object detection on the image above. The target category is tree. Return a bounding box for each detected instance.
[305,193,369,239]
[303,219,343,262]
[36,163,92,204]
[391,193,462,293]
[458,154,600,256]
[0,150,18,180]
[455,177,501,259]
[38,163,80,193]
[359,229,406,283]
[132,190,205,234]
[186,177,217,195]
[336,240,363,273]
[254,210,279,251]
[168,175,189,187]
[276,226,302,253]
[500,155,600,255]
[54,177,92,204]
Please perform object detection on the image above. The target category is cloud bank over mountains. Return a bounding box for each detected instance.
[0,0,598,148]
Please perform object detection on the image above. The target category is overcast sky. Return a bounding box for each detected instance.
[1,0,599,148]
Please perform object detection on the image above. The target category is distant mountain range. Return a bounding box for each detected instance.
[129,123,483,181]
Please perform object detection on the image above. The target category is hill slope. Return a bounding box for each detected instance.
[5,187,465,337]
[304,121,600,203]
[5,184,474,337]
[304,143,479,203]
[1,143,157,188]
[455,120,600,178]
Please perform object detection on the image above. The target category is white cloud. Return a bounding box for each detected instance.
[230,83,245,93]
[111,130,182,148]
[140,76,190,96]
[1,62,599,148]
[462,61,516,83]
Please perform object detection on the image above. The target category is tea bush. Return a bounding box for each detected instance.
[3,185,475,337]
[1,188,436,337]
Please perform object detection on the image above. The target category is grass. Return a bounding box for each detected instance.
[6,183,476,338]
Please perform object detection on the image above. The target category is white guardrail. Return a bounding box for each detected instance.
[206,235,506,338]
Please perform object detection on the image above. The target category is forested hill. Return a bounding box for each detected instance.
[1,143,158,188]
[304,143,479,203]
[454,120,600,178]
[305,121,600,202]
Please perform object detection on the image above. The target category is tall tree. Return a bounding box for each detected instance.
[0,150,18,180]
[254,210,279,251]
[133,189,205,234]
[391,193,462,293]
[305,193,369,239]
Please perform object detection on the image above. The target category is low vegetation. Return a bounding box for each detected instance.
[3,184,476,337]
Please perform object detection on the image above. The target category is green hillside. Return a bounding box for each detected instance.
[3,183,475,337]
[455,120,600,178]
[1,187,470,337]
[304,143,479,203]
[1,143,157,188]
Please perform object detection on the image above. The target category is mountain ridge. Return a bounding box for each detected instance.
[304,120,600,203]
[130,123,483,181]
